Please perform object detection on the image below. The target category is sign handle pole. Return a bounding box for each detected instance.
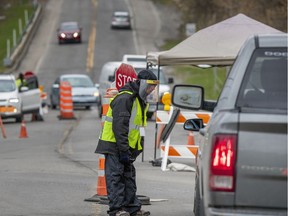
[153,65,161,160]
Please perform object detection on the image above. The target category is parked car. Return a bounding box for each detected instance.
[111,11,131,29]
[57,21,82,44]
[97,61,173,118]
[0,74,42,122]
[50,74,99,110]
[172,34,287,216]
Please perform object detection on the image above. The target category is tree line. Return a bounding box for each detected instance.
[155,0,287,37]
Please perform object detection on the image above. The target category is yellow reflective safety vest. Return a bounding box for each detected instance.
[99,91,148,150]
[16,79,27,88]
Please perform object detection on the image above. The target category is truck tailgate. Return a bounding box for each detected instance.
[236,113,287,209]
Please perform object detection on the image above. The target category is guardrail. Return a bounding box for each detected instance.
[3,3,43,73]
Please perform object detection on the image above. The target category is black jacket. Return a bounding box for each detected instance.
[95,81,146,157]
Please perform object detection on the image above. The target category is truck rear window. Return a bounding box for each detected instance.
[237,48,287,110]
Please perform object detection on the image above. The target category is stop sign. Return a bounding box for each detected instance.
[115,63,138,90]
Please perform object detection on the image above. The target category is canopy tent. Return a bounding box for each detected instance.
[147,13,283,67]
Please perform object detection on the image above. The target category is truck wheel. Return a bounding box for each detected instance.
[194,177,204,216]
[15,115,23,123]
[35,109,44,121]
[51,103,57,110]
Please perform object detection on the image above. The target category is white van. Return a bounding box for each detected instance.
[122,54,146,64]
[97,61,173,118]
[0,74,42,122]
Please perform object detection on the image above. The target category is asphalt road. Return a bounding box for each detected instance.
[0,0,195,215]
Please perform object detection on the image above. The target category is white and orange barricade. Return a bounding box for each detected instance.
[156,106,212,171]
[59,81,75,120]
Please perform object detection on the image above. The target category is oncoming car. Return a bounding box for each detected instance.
[57,21,82,44]
[50,74,99,110]
[111,11,131,29]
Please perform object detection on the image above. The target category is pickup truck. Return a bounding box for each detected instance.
[0,73,43,122]
[172,34,287,216]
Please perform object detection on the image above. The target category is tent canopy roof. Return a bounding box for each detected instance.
[147,14,283,67]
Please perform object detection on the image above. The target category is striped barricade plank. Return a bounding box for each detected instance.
[156,110,212,124]
[160,145,198,159]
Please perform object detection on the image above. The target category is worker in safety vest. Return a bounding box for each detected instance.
[95,69,159,216]
[16,73,27,91]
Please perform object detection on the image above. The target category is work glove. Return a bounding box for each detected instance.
[119,151,131,165]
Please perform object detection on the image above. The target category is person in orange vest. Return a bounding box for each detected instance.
[95,69,159,216]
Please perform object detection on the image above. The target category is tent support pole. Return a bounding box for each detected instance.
[153,65,160,160]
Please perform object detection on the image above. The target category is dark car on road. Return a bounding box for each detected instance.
[57,22,82,44]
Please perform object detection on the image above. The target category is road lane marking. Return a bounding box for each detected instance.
[86,23,96,73]
[86,0,97,72]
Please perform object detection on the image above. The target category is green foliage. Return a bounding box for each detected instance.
[161,39,182,50]
[160,40,227,100]
[0,0,35,72]
[170,65,228,100]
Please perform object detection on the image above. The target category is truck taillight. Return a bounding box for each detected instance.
[210,134,237,192]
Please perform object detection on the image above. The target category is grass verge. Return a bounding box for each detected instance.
[0,0,36,72]
[161,39,227,100]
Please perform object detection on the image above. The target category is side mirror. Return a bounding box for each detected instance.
[108,75,115,82]
[172,84,204,110]
[183,118,204,131]
[95,83,100,88]
[20,86,29,92]
[168,77,174,84]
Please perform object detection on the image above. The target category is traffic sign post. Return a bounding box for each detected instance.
[115,63,138,90]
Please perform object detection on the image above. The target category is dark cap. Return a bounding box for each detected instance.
[137,69,157,80]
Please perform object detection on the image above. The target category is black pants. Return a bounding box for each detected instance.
[105,154,141,216]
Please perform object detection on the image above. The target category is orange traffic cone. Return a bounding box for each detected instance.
[0,116,7,139]
[187,131,195,145]
[84,150,108,203]
[19,120,28,138]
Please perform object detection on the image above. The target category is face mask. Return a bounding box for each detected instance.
[139,79,159,102]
